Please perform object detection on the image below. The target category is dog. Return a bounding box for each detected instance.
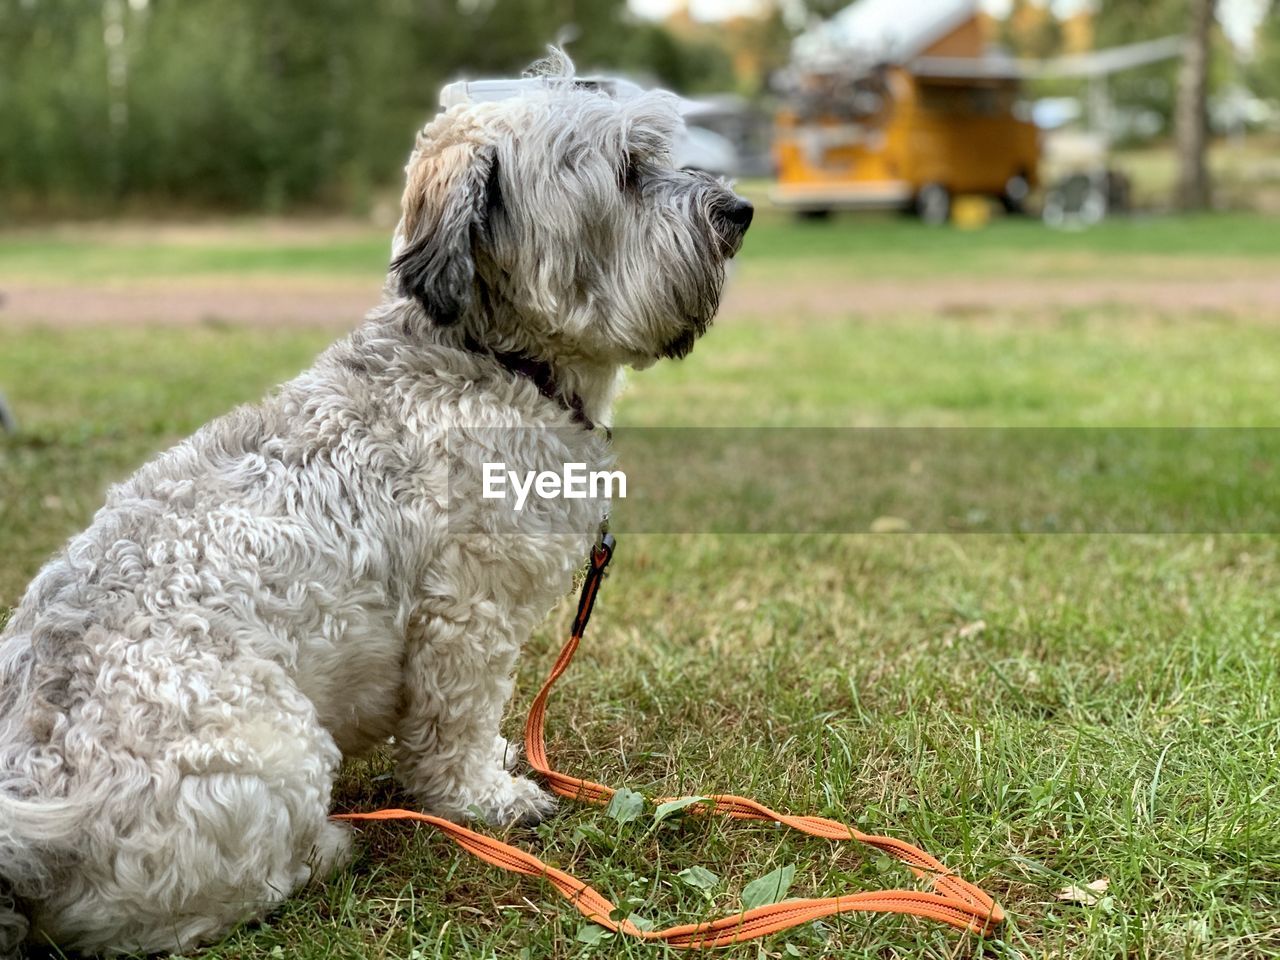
[0,51,751,956]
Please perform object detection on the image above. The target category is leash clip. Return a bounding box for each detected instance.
[593,531,615,572]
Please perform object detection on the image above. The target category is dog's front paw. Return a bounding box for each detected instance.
[471,774,558,828]
[491,735,522,772]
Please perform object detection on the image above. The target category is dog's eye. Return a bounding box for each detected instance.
[621,156,643,193]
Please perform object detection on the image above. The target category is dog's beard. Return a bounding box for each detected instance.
[656,259,724,360]
[660,317,709,360]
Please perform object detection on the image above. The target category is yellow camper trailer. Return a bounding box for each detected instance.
[773,0,1040,222]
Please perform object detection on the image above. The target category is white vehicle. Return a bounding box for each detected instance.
[673,125,739,177]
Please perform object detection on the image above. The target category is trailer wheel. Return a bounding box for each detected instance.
[916,183,951,225]
[0,392,15,433]
[1000,173,1031,214]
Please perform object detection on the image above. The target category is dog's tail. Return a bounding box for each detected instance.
[0,791,87,956]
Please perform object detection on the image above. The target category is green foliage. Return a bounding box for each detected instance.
[574,923,611,943]
[740,864,796,910]
[0,0,734,216]
[1093,0,1196,137]
[614,22,734,94]
[605,787,646,825]
[676,865,720,895]
[1246,3,1280,101]
[652,796,707,823]
[998,0,1066,60]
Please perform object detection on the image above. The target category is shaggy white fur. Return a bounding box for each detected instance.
[0,51,751,956]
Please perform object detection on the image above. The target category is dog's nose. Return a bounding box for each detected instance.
[723,198,754,232]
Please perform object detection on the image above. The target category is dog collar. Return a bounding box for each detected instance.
[462,334,597,434]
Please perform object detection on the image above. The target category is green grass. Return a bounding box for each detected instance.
[3,208,1278,284]
[0,231,393,282]
[2,215,1279,959]
[734,210,1280,274]
[629,308,1280,427]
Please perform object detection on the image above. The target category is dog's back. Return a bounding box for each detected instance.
[0,429,354,954]
[0,336,610,955]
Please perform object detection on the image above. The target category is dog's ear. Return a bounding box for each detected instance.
[391,141,499,325]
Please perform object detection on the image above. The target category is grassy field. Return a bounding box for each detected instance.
[2,212,1279,959]
[4,205,1280,285]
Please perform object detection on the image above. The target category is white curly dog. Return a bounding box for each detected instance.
[0,53,751,956]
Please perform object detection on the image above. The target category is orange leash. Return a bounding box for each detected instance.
[334,534,1005,946]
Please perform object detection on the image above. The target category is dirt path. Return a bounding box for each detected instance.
[728,274,1280,319]
[0,277,381,330]
[3,272,1280,329]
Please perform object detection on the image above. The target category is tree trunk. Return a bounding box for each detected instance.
[1175,0,1215,211]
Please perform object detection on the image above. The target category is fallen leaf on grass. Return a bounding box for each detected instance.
[870,516,911,533]
[741,864,796,910]
[576,923,612,944]
[605,787,645,825]
[654,796,708,824]
[1056,877,1109,905]
[677,866,720,893]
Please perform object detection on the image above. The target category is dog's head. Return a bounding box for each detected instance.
[390,50,751,365]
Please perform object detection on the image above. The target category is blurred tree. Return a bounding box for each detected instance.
[722,5,794,96]
[1175,0,1216,210]
[0,0,114,210]
[0,0,740,216]
[999,0,1065,60]
[1094,0,1192,137]
[623,23,734,91]
[778,0,849,24]
[1245,2,1280,101]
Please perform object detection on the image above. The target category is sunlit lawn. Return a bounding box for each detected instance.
[2,213,1278,958]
